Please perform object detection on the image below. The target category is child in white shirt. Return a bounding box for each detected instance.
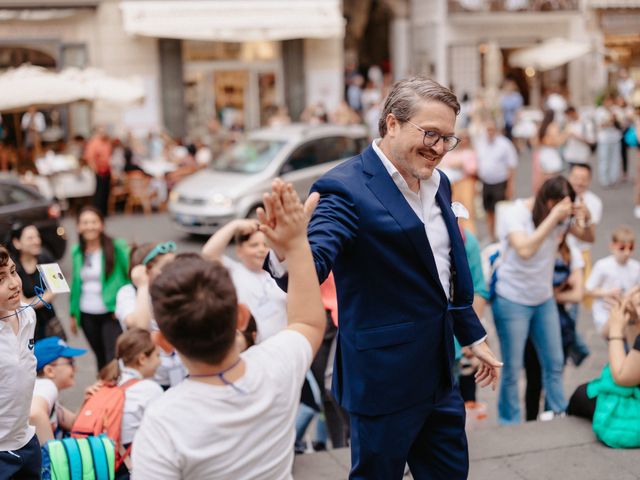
[99,327,163,478]
[586,226,640,333]
[133,181,326,479]
[202,218,288,342]
[30,337,88,445]
[0,244,40,479]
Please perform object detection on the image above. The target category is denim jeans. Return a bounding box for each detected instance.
[597,140,621,187]
[492,295,567,424]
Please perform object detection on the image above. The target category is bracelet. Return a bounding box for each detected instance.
[608,336,625,341]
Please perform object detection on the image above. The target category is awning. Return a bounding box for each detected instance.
[120,0,345,42]
[509,38,591,72]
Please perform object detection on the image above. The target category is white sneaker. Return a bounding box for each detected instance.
[634,205,640,219]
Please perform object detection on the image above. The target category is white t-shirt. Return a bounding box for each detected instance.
[564,120,592,164]
[132,330,312,480]
[567,190,602,253]
[222,256,288,343]
[115,284,136,331]
[118,367,164,445]
[496,199,567,305]
[0,306,37,450]
[80,250,108,314]
[475,134,518,185]
[33,378,59,434]
[586,256,640,330]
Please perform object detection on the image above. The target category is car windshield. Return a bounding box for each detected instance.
[211,139,285,173]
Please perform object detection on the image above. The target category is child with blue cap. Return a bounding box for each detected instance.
[30,337,90,445]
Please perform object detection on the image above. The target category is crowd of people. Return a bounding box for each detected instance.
[0,72,639,479]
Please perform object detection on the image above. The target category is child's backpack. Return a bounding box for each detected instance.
[41,434,115,480]
[70,379,140,470]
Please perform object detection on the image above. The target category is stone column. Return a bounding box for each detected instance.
[159,38,186,139]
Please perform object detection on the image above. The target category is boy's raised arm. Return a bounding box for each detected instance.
[259,180,324,355]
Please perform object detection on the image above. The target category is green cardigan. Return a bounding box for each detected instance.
[69,238,130,325]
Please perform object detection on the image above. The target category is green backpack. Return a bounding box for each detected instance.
[587,364,640,448]
[42,434,115,480]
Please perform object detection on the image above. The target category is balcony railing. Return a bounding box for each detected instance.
[448,0,579,13]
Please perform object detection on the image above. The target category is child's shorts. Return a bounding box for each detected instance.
[0,434,42,480]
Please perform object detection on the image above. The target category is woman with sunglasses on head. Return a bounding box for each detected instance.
[492,176,591,424]
[69,206,130,370]
[114,241,186,390]
[8,224,65,340]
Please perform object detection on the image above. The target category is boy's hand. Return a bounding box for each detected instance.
[259,180,319,254]
[233,219,260,236]
[603,288,623,306]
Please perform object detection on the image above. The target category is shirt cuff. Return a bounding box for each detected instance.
[268,251,288,278]
[465,335,487,348]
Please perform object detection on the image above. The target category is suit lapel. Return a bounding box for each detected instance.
[362,147,444,295]
[435,185,472,305]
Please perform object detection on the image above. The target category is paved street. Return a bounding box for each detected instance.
[53,150,639,478]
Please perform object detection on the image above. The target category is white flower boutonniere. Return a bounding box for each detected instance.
[451,202,469,220]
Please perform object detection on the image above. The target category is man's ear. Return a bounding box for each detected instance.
[386,113,399,137]
[237,303,251,332]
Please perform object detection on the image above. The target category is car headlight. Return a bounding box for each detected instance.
[210,193,233,208]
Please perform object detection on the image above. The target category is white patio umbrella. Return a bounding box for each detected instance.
[509,38,591,72]
[62,67,145,105]
[0,64,145,112]
[0,64,91,112]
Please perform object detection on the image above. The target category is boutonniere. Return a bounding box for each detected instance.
[451,202,469,220]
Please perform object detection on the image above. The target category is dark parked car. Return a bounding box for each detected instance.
[0,177,67,259]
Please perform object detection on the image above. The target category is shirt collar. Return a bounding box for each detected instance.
[371,139,440,199]
[0,305,35,332]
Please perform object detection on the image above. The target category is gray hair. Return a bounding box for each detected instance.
[378,76,460,137]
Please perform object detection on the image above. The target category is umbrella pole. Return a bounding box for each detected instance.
[13,113,23,172]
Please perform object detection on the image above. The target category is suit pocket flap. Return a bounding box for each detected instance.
[356,322,417,350]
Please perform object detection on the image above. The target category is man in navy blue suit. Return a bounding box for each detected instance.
[260,76,502,479]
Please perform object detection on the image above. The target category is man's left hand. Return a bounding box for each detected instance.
[470,340,503,390]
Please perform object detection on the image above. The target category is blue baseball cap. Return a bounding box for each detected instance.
[34,337,87,371]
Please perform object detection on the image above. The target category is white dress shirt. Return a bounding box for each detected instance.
[371,140,451,300]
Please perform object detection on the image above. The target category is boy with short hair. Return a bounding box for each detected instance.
[586,226,640,334]
[133,183,325,479]
[0,244,40,479]
[30,336,88,445]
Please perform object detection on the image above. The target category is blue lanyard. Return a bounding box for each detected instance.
[188,357,246,395]
[0,273,52,321]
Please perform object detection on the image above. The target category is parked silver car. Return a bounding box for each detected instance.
[168,123,369,234]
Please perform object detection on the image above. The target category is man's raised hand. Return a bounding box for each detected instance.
[258,180,319,258]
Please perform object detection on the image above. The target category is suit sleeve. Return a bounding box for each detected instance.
[265,175,359,291]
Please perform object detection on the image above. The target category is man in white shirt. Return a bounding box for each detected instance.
[564,107,594,165]
[567,163,601,306]
[475,120,519,242]
[262,77,502,480]
[132,186,326,479]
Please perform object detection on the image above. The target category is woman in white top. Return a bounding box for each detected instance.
[492,176,588,424]
[100,327,162,479]
[202,219,287,343]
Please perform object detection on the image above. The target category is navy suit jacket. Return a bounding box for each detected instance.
[270,145,486,416]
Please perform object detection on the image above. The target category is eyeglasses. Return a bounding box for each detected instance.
[615,242,634,252]
[406,121,460,152]
[50,358,75,368]
[142,241,177,266]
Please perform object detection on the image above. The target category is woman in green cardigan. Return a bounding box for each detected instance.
[69,206,130,370]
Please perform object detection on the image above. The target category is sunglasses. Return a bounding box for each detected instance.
[142,241,177,266]
[615,242,635,252]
